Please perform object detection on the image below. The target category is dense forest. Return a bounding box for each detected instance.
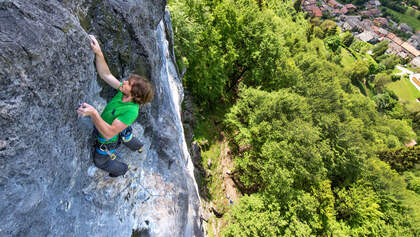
[169,0,420,236]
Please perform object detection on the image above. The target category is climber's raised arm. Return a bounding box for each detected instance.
[89,35,120,89]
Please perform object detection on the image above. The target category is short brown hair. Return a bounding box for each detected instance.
[129,74,155,105]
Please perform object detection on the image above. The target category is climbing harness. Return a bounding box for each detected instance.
[97,143,118,160]
[95,135,120,159]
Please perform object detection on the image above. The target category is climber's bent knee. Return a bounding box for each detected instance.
[123,136,144,152]
[93,152,109,169]
[93,151,128,177]
[120,126,143,152]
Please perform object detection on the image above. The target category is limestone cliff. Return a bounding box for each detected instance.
[0,0,202,236]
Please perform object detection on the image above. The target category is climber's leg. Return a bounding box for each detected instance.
[120,126,144,152]
[93,146,128,177]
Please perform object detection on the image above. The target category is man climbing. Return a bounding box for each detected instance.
[77,35,155,177]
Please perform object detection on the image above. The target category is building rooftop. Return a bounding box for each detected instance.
[388,42,403,52]
[378,27,388,36]
[313,7,322,17]
[356,31,378,43]
[328,0,341,8]
[374,17,389,27]
[344,4,357,9]
[387,33,404,45]
[402,42,420,57]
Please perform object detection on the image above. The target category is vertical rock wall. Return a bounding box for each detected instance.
[0,0,202,236]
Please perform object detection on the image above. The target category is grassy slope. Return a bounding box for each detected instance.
[341,48,355,67]
[382,6,420,31]
[393,67,402,74]
[386,77,420,111]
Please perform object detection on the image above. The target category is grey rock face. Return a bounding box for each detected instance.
[0,0,202,236]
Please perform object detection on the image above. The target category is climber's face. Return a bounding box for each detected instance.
[120,79,133,97]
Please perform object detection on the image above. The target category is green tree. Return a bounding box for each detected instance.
[403,171,420,194]
[313,26,324,38]
[373,72,392,93]
[409,111,420,141]
[225,87,327,191]
[349,59,369,83]
[381,55,400,69]
[350,40,372,54]
[293,0,303,12]
[373,92,397,112]
[325,35,341,53]
[353,0,369,5]
[377,145,420,172]
[335,182,383,228]
[372,40,389,59]
[341,31,354,47]
[362,158,420,235]
[170,0,309,106]
[170,1,420,235]
[222,194,283,236]
[320,20,339,38]
[169,0,227,106]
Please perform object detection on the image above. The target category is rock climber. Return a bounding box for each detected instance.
[77,35,155,177]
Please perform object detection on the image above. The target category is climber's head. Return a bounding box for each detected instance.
[125,74,155,105]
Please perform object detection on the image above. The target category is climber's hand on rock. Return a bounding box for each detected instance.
[89,35,102,55]
[77,103,97,117]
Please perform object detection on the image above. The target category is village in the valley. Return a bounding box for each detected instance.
[302,0,420,69]
[302,0,420,90]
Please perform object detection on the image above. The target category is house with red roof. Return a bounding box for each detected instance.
[387,32,404,46]
[328,0,341,8]
[332,9,341,16]
[344,4,357,12]
[313,7,323,18]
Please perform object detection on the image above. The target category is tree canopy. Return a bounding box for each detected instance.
[169,0,420,235]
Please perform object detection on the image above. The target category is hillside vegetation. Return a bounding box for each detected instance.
[169,0,420,235]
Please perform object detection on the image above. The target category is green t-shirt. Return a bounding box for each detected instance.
[98,87,139,143]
